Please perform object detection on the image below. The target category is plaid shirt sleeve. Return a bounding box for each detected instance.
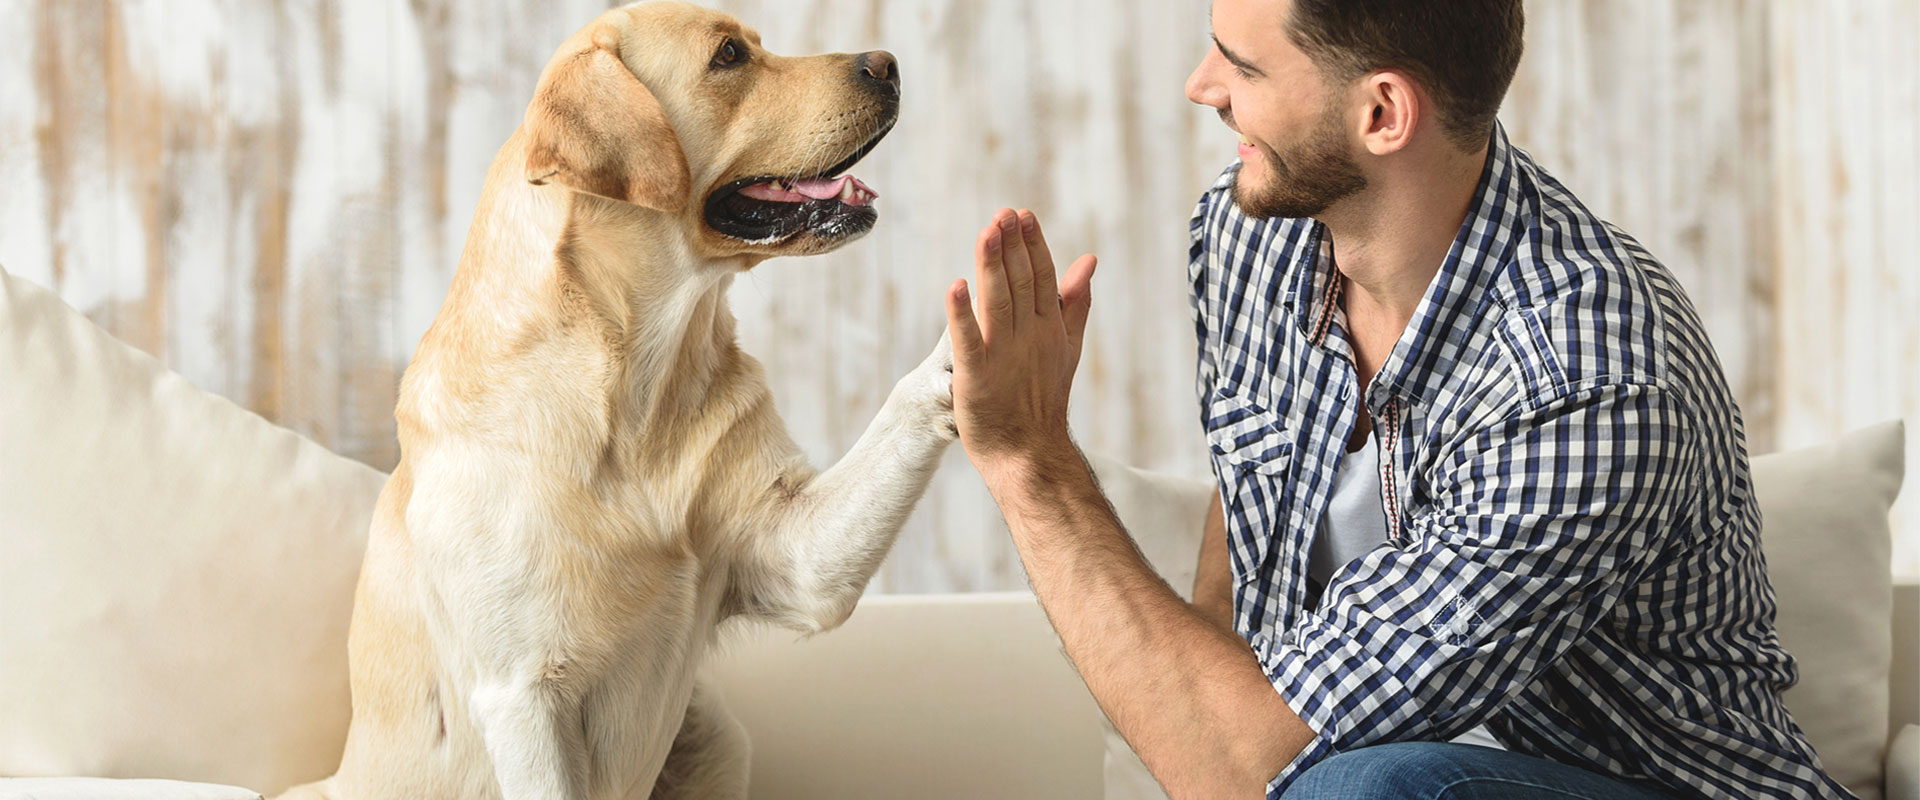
[1263,381,1698,790]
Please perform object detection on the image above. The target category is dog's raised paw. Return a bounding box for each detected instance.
[924,369,957,440]
[888,331,957,441]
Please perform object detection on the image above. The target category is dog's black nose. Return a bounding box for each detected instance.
[855,50,899,89]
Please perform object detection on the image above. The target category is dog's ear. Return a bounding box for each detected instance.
[523,25,691,211]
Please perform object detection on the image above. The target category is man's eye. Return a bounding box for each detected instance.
[712,39,744,68]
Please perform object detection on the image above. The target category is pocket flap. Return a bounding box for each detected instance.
[1203,390,1293,476]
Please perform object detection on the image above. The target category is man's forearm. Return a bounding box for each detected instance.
[985,445,1316,798]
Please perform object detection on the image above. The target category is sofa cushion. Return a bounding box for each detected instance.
[709,593,1106,799]
[1759,421,1905,800]
[0,265,387,794]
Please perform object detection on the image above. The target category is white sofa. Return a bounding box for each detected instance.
[1,263,1915,800]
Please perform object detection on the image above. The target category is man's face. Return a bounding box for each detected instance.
[1185,0,1366,220]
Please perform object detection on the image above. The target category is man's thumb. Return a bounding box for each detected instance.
[1062,254,1097,347]
[946,279,986,360]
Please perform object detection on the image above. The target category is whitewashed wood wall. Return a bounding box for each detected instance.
[1,0,1914,589]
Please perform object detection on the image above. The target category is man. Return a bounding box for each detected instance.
[940,0,1850,798]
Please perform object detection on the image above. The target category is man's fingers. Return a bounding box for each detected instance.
[1062,254,1098,350]
[946,279,986,365]
[1017,210,1061,318]
[994,209,1037,314]
[975,221,1013,338]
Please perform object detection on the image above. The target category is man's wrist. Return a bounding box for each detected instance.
[975,434,1085,496]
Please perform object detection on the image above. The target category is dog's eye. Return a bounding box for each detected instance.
[711,39,744,69]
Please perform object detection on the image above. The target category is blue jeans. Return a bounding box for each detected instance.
[1284,742,1678,799]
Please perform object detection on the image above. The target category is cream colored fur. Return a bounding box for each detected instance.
[276,3,949,798]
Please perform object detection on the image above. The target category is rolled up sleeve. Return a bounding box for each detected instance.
[1260,381,1696,795]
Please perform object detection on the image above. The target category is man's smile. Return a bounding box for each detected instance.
[1218,108,1260,159]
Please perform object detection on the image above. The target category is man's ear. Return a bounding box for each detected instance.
[523,25,691,211]
[1358,70,1420,156]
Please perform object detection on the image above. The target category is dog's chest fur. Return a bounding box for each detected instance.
[382,248,790,794]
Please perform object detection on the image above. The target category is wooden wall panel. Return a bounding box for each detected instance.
[1501,0,1778,450]
[1,0,1914,588]
[0,0,623,470]
[1769,1,1920,576]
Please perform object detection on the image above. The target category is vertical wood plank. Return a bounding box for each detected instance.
[27,0,122,333]
[0,3,53,289]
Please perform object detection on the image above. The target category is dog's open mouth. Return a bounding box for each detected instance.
[703,123,894,245]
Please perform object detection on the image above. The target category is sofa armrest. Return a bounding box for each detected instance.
[1894,580,1919,736]
[0,779,261,800]
[1890,725,1920,800]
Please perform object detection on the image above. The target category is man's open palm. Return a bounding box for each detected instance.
[943,208,1097,475]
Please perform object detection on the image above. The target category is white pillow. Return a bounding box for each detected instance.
[1089,423,1908,800]
[0,265,387,794]
[1759,421,1905,800]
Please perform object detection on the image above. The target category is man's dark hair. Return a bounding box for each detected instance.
[1287,0,1524,151]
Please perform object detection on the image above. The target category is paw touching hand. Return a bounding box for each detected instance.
[924,329,958,439]
[895,328,958,441]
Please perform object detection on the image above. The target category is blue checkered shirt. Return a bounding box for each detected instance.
[1189,123,1849,798]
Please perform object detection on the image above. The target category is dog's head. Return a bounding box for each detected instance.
[523,1,900,260]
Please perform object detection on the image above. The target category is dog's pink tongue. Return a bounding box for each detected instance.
[791,175,878,203]
[790,176,847,200]
[736,175,878,206]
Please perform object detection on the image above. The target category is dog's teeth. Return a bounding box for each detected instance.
[839,182,856,201]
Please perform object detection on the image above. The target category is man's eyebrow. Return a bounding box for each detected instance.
[1212,34,1265,77]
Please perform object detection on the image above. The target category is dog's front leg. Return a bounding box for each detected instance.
[469,677,587,800]
[737,333,956,632]
[412,511,590,800]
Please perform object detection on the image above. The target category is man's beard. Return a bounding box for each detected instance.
[1230,103,1367,220]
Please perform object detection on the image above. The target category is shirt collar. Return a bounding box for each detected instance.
[1289,121,1526,408]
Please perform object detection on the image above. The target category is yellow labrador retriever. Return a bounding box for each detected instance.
[278,3,950,798]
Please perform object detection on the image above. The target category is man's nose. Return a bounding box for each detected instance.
[1185,49,1229,109]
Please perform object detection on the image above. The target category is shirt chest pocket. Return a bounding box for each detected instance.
[1204,392,1294,475]
[1202,390,1294,576]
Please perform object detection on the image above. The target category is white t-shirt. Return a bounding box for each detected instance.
[1312,434,1505,751]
